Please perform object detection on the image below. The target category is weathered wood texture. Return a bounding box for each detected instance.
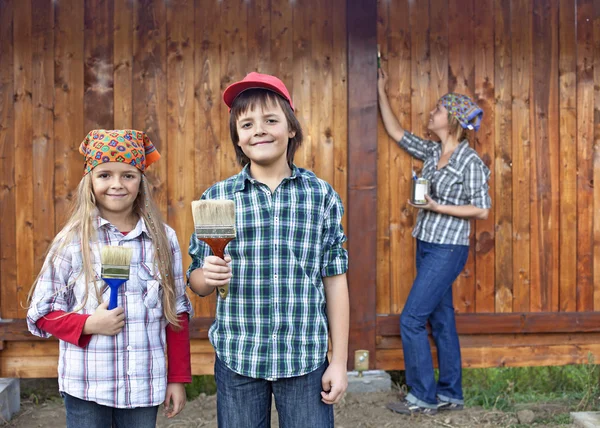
[2,0,600,375]
[377,0,595,318]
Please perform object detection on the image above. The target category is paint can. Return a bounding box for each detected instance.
[411,177,429,205]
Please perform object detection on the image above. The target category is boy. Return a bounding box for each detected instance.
[188,72,349,428]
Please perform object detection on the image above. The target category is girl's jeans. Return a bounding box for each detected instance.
[401,239,469,408]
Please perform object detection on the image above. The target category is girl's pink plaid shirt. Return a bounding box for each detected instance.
[27,217,192,409]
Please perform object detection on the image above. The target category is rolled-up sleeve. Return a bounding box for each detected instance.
[320,191,349,277]
[464,160,492,209]
[27,246,75,338]
[396,132,438,161]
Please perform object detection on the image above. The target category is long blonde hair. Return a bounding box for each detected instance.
[28,172,181,327]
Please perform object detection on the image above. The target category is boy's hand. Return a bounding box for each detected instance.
[202,255,232,289]
[164,383,186,418]
[82,301,125,336]
[320,362,348,405]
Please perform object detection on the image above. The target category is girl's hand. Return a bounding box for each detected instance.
[202,255,232,289]
[377,68,389,96]
[83,301,125,336]
[321,362,348,405]
[164,383,186,418]
[407,194,440,212]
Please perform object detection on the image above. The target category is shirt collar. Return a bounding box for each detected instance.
[95,215,150,239]
[440,139,470,167]
[232,163,303,193]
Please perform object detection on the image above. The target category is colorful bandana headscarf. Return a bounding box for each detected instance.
[439,93,484,131]
[79,129,161,175]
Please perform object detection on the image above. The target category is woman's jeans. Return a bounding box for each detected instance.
[215,356,333,428]
[401,239,469,408]
[63,393,159,428]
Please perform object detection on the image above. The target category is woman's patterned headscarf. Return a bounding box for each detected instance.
[79,129,161,175]
[439,93,484,131]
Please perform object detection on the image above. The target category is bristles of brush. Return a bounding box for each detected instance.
[192,200,235,226]
[101,246,133,267]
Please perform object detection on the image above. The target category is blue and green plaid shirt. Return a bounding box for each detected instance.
[188,165,348,380]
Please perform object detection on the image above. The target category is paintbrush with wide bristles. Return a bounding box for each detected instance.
[100,246,133,310]
[191,199,236,299]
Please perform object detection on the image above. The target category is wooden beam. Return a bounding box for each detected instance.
[377,312,600,336]
[347,0,377,369]
[0,317,214,341]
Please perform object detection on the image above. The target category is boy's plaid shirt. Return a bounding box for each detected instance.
[399,132,492,246]
[27,217,192,408]
[188,165,348,380]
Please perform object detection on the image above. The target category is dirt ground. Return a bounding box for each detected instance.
[4,379,577,428]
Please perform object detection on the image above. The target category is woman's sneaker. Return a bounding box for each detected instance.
[386,399,438,415]
[437,400,464,411]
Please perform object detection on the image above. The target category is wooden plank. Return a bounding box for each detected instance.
[311,0,334,185]
[494,0,513,313]
[389,0,414,314]
[576,0,594,311]
[166,0,195,285]
[474,0,496,313]
[32,0,55,278]
[376,343,600,370]
[54,0,84,230]
[193,0,221,318]
[247,0,270,73]
[378,332,600,349]
[220,0,247,180]
[558,0,577,312]
[332,0,348,234]
[530,0,560,312]
[292,1,312,170]
[449,0,476,313]
[429,0,448,106]
[376,0,391,315]
[511,0,531,312]
[0,0,15,319]
[593,0,600,310]
[377,312,600,335]
[84,0,114,130]
[133,0,168,219]
[14,0,33,319]
[113,0,133,128]
[271,0,293,83]
[347,0,378,369]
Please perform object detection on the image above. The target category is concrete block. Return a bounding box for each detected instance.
[346,370,391,393]
[0,378,19,423]
[571,412,600,428]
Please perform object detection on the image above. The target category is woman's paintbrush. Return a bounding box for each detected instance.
[100,246,133,310]
[191,199,236,299]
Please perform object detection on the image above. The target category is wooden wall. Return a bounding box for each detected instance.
[375,0,600,368]
[2,0,600,377]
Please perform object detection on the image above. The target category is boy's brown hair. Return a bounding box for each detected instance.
[229,89,303,167]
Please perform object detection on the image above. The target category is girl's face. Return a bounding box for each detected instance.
[428,103,449,135]
[91,162,141,220]
[236,100,296,168]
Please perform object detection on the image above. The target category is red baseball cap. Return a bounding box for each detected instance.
[223,72,294,111]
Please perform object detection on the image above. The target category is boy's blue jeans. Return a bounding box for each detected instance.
[401,239,469,408]
[63,393,159,428]
[215,356,333,428]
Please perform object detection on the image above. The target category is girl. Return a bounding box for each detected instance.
[27,129,192,428]
[377,69,491,415]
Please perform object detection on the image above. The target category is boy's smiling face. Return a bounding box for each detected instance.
[235,99,296,169]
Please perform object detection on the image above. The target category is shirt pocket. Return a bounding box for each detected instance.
[137,262,164,318]
[434,165,464,199]
[72,264,107,313]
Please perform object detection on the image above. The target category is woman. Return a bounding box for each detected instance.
[377,68,491,415]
